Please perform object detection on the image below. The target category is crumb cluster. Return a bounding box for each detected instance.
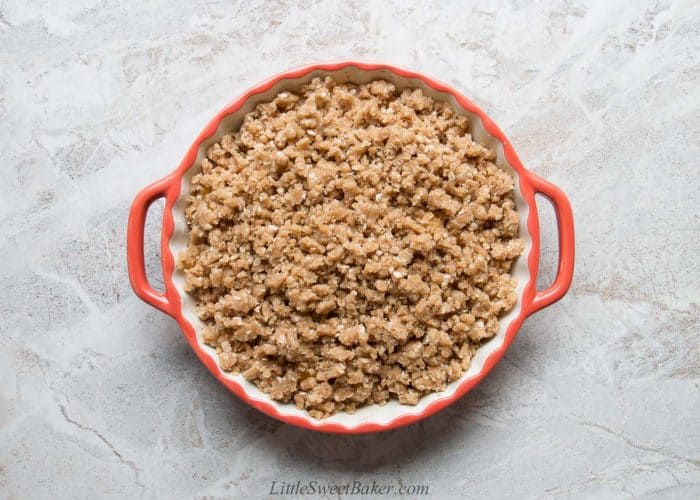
[179,77,524,418]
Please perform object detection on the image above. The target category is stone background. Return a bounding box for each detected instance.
[1,0,698,498]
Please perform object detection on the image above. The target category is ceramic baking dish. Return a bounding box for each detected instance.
[127,61,575,433]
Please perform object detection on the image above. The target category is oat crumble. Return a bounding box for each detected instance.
[178,77,524,418]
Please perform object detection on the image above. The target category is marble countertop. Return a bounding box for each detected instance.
[1,1,698,498]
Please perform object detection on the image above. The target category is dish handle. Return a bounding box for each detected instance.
[525,173,575,316]
[127,175,179,317]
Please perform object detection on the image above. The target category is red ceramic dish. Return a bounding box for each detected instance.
[127,61,575,433]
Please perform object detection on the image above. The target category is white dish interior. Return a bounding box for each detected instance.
[168,66,533,429]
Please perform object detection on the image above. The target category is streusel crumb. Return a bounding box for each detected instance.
[179,77,524,418]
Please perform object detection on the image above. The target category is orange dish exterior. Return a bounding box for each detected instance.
[127,61,575,433]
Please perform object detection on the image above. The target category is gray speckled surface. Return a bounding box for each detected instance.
[1,1,699,498]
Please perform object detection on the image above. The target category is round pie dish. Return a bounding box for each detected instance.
[127,61,575,433]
